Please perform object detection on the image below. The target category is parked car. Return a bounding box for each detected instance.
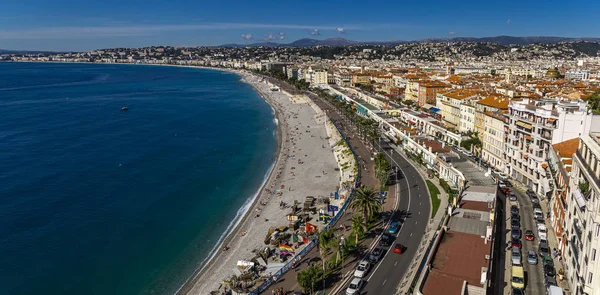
[543,256,554,267]
[525,230,535,241]
[369,247,384,262]
[379,233,394,247]
[346,278,363,295]
[538,226,548,240]
[544,264,556,277]
[353,260,371,278]
[511,246,522,265]
[539,242,550,257]
[512,288,524,295]
[533,207,543,215]
[511,219,520,228]
[512,229,521,239]
[511,206,519,214]
[509,193,518,201]
[511,237,522,248]
[527,251,538,265]
[388,221,400,234]
[545,275,558,287]
[511,212,520,220]
[531,196,540,204]
[393,243,404,254]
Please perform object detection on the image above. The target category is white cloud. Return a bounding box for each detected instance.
[507,18,512,24]
[279,32,286,40]
[241,33,253,40]
[448,31,456,35]
[0,22,417,40]
[336,27,345,34]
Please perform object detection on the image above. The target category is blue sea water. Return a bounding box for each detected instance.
[0,62,277,295]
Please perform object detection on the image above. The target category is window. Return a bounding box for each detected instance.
[593,249,597,261]
[589,272,593,284]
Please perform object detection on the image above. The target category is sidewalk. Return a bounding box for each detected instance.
[392,146,449,295]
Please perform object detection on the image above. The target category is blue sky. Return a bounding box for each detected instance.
[0,0,597,51]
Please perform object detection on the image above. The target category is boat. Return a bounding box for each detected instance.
[121,107,128,111]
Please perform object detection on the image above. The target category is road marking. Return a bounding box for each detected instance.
[394,261,398,266]
[410,233,413,237]
[415,221,418,225]
[418,211,421,215]
[382,279,387,285]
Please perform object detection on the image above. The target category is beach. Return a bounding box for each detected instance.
[178,71,345,295]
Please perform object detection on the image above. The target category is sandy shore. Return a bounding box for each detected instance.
[176,71,341,295]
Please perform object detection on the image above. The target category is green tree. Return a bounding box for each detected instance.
[349,186,382,228]
[318,229,336,278]
[374,153,390,190]
[297,264,323,294]
[585,90,600,114]
[351,214,365,244]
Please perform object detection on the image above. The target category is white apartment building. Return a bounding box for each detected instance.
[506,98,600,195]
[566,69,591,81]
[482,111,508,173]
[436,90,479,130]
[459,100,477,133]
[564,133,600,295]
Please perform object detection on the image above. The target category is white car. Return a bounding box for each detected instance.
[346,278,363,295]
[538,227,548,240]
[353,260,371,278]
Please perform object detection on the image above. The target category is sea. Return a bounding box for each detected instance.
[0,62,277,295]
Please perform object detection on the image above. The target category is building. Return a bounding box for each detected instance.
[459,99,477,133]
[419,186,497,295]
[563,133,600,295]
[418,81,450,107]
[437,89,479,131]
[506,98,600,195]
[334,71,352,87]
[547,138,580,255]
[310,68,328,86]
[474,95,510,141]
[565,69,590,81]
[482,111,509,173]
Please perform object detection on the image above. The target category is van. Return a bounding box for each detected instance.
[511,265,525,289]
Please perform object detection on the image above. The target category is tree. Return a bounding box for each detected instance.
[351,214,365,244]
[318,228,336,280]
[349,186,382,228]
[297,265,323,294]
[374,153,390,190]
[585,90,600,114]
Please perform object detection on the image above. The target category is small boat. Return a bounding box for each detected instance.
[121,107,128,111]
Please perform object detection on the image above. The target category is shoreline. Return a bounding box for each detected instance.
[173,69,287,295]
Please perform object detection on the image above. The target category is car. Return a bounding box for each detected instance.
[511,212,520,220]
[511,206,519,214]
[545,275,558,287]
[525,230,535,241]
[388,221,400,234]
[505,181,513,187]
[499,183,507,189]
[369,247,384,262]
[538,227,548,240]
[509,193,517,201]
[379,233,394,247]
[497,173,509,181]
[512,288,524,295]
[511,219,520,228]
[511,238,522,248]
[511,246,522,265]
[531,196,540,204]
[502,187,511,194]
[512,229,521,239]
[353,260,370,278]
[543,256,554,267]
[544,264,556,277]
[533,207,543,215]
[527,251,538,264]
[346,278,363,295]
[393,243,404,254]
[539,242,550,257]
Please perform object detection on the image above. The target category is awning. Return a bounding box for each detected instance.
[524,154,529,159]
[542,163,548,169]
[525,135,532,140]
[429,107,441,113]
[574,189,587,209]
[516,121,533,129]
[408,120,416,125]
[547,118,557,123]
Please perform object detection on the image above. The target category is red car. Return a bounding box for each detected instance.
[393,243,404,254]
[525,230,535,241]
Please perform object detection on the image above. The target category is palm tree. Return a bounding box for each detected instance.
[318,228,336,281]
[351,214,365,244]
[349,186,382,228]
[374,153,390,190]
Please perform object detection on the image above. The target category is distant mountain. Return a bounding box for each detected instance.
[0,48,59,54]
[219,36,600,48]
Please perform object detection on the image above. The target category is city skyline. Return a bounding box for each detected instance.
[0,0,598,51]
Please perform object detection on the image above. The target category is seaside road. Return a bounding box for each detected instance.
[352,138,430,295]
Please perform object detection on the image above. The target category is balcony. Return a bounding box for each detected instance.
[573,222,583,241]
[575,150,600,190]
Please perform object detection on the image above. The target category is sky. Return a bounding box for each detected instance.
[0,0,597,51]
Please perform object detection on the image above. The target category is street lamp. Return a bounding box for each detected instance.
[339,236,346,267]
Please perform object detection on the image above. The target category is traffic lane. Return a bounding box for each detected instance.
[361,143,430,294]
[512,188,545,293]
